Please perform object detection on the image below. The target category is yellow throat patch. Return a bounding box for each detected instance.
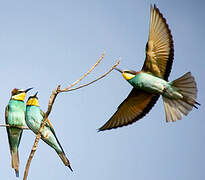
[12,92,26,101]
[27,98,40,106]
[122,72,135,80]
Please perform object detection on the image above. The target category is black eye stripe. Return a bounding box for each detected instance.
[28,97,38,100]
[124,70,136,75]
[13,91,23,95]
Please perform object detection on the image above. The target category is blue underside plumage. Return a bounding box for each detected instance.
[7,100,26,126]
[7,100,25,152]
[6,99,26,176]
[128,72,181,99]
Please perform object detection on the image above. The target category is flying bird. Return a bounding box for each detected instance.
[25,92,73,171]
[5,88,33,177]
[99,5,200,131]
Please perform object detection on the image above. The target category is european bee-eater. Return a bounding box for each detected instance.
[25,92,72,171]
[99,5,200,131]
[5,88,33,177]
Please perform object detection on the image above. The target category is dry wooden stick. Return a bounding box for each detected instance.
[23,53,120,180]
[62,52,104,91]
[60,58,120,92]
[0,124,29,129]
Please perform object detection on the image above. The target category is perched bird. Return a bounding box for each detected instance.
[99,5,200,131]
[25,92,72,171]
[5,88,33,177]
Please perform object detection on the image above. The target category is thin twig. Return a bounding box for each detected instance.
[0,124,29,130]
[60,58,120,92]
[23,53,120,180]
[63,52,104,91]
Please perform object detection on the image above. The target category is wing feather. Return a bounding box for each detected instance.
[5,105,12,152]
[99,89,159,131]
[142,4,174,80]
[40,109,65,154]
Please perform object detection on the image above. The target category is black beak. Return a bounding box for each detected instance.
[114,68,123,73]
[34,92,38,97]
[25,88,33,93]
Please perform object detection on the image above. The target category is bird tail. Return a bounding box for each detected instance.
[58,152,73,172]
[163,72,200,122]
[11,151,19,177]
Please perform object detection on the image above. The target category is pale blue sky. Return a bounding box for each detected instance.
[0,0,204,179]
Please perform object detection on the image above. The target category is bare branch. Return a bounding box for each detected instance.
[0,124,29,130]
[62,52,104,91]
[63,58,120,92]
[23,53,120,180]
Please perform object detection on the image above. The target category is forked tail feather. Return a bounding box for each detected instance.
[163,72,200,122]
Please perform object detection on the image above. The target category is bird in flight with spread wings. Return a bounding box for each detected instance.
[99,4,200,131]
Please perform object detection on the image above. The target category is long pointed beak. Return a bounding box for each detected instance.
[34,91,38,97]
[114,68,123,73]
[25,87,33,93]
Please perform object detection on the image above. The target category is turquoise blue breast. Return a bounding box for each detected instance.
[128,72,169,94]
[26,106,42,133]
[7,100,25,126]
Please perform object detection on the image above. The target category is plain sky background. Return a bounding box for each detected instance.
[0,0,204,179]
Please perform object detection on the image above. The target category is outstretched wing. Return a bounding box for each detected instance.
[99,89,159,131]
[142,4,174,81]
